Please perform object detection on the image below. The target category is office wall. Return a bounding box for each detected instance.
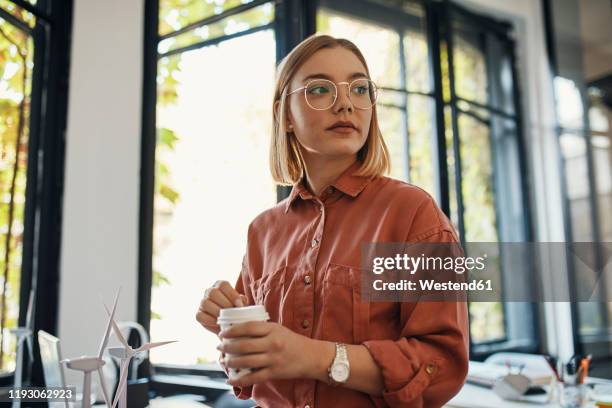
[58,0,144,388]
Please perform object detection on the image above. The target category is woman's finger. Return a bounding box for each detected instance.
[227,367,273,387]
[195,310,220,332]
[218,336,270,355]
[224,352,270,370]
[200,287,234,309]
[199,299,221,318]
[214,280,245,307]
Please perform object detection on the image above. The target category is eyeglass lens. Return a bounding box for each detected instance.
[305,79,377,110]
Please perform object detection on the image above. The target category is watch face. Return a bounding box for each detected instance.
[331,363,349,382]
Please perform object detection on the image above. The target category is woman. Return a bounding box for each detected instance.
[196,34,469,408]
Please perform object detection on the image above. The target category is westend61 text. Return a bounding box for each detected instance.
[373,279,493,292]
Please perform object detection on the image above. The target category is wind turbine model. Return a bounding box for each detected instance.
[8,288,34,408]
[104,304,176,408]
[61,290,120,408]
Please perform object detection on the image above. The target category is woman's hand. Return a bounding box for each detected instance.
[195,280,248,335]
[217,321,330,387]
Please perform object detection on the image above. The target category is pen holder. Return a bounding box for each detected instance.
[558,382,589,408]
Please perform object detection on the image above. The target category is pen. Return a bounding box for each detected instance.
[544,355,562,382]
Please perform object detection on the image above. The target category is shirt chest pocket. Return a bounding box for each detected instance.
[249,266,288,325]
[321,263,370,344]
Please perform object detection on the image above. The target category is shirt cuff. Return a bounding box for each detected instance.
[363,339,441,407]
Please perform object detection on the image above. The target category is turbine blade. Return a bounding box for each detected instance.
[112,358,130,408]
[135,340,177,352]
[99,289,121,358]
[109,316,130,350]
[96,366,111,408]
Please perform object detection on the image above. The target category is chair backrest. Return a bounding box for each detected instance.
[37,330,69,408]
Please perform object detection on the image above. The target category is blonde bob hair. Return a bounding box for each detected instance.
[270,34,390,185]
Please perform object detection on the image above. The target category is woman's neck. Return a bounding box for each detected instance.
[301,154,357,197]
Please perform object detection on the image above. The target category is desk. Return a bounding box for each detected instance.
[445,382,611,408]
[444,383,555,407]
[148,396,212,407]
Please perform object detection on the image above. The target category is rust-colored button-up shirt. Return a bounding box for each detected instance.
[233,161,469,408]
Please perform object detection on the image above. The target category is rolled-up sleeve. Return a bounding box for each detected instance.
[363,229,470,408]
[230,255,255,400]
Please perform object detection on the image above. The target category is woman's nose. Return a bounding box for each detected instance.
[333,83,353,113]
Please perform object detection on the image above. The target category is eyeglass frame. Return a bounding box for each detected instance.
[286,78,379,111]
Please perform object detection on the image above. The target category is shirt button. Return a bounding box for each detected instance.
[311,238,318,248]
[304,275,312,285]
[302,319,310,328]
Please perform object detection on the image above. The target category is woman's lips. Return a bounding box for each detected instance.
[327,126,356,134]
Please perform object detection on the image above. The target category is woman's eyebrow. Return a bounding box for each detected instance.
[302,72,368,82]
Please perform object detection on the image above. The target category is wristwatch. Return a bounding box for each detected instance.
[328,343,350,385]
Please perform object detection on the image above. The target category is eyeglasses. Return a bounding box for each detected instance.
[287,78,378,110]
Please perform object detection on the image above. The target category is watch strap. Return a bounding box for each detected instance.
[328,343,350,386]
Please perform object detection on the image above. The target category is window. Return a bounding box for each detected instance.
[316,0,536,356]
[443,6,534,351]
[149,0,277,366]
[545,0,612,376]
[317,4,436,194]
[0,0,70,384]
[0,1,35,373]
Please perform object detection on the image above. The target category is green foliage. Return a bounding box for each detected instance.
[158,126,179,149]
[154,127,181,207]
[0,6,34,371]
[153,268,171,287]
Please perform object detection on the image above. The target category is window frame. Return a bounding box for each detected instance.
[0,0,72,387]
[138,0,317,387]
[542,0,612,377]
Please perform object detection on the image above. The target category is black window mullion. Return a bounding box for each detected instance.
[159,22,274,59]
[425,1,450,217]
[8,0,51,21]
[0,6,32,34]
[441,5,466,245]
[482,30,510,346]
[158,0,271,41]
[137,0,159,341]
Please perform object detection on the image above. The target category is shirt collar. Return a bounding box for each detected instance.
[284,161,373,213]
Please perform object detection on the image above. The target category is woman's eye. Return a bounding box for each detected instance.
[308,86,330,95]
[353,86,368,95]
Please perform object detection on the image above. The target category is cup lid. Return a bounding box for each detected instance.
[218,305,269,322]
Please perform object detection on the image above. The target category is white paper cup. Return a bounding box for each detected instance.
[218,305,269,380]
